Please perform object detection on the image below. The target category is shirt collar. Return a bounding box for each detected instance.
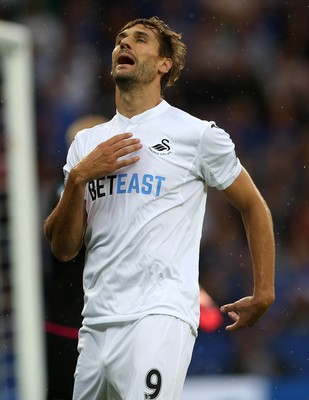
[116,100,170,124]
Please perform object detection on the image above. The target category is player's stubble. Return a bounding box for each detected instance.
[111,59,158,93]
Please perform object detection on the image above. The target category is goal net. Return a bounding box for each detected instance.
[0,20,46,400]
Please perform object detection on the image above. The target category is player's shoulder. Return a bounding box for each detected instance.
[165,104,232,151]
[167,104,200,121]
[166,104,219,134]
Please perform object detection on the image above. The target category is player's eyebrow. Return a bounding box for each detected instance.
[116,30,151,44]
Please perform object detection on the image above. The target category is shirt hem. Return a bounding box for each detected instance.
[82,311,198,337]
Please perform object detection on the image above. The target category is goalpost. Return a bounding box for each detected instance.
[0,20,46,400]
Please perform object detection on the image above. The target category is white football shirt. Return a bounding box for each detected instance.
[64,100,242,333]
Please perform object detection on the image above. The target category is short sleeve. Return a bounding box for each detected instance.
[63,131,85,178]
[62,131,85,187]
[195,121,242,190]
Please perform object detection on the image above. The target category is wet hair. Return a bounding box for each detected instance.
[118,17,186,92]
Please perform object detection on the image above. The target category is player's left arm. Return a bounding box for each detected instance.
[220,167,275,331]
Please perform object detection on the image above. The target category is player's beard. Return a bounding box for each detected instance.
[111,60,157,93]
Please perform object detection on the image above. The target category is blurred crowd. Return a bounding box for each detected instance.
[1,0,308,380]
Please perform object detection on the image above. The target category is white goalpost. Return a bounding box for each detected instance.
[0,20,46,400]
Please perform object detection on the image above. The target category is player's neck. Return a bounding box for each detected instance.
[115,85,162,119]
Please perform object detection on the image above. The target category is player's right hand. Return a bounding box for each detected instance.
[72,132,142,182]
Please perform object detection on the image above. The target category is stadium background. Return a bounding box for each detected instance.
[0,0,308,398]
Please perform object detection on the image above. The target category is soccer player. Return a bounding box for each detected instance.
[44,17,275,400]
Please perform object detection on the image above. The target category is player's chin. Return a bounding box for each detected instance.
[112,69,129,81]
[112,64,135,76]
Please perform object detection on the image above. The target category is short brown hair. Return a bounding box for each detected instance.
[118,17,186,92]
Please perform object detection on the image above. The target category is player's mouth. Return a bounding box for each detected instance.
[117,52,136,67]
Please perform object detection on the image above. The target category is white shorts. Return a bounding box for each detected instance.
[73,314,196,400]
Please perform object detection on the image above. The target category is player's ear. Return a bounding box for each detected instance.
[159,57,172,75]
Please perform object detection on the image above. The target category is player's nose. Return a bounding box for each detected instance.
[119,36,132,49]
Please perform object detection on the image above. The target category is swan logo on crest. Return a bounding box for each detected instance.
[149,139,172,156]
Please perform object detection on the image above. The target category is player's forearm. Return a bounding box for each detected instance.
[44,170,87,262]
[242,197,275,307]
